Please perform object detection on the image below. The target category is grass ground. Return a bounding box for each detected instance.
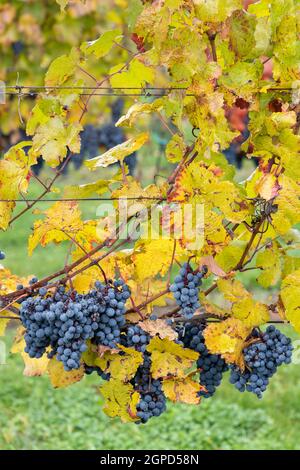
[0,165,299,450]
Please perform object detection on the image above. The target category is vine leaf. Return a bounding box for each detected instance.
[97,346,144,383]
[32,116,82,167]
[139,319,178,341]
[166,134,187,163]
[85,132,149,170]
[116,100,163,128]
[110,58,155,89]
[256,246,281,287]
[28,201,99,255]
[162,377,202,405]
[47,358,84,388]
[0,147,33,230]
[204,318,251,367]
[132,238,184,282]
[45,48,79,87]
[100,379,140,422]
[280,269,300,333]
[11,328,49,376]
[217,278,270,327]
[81,30,123,58]
[169,161,248,224]
[272,175,300,235]
[147,337,198,379]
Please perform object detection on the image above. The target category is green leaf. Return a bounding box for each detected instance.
[81,30,123,58]
[45,49,79,87]
[110,58,155,90]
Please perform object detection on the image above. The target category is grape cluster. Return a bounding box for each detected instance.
[84,364,110,381]
[121,324,150,352]
[132,355,166,424]
[0,250,5,260]
[180,322,228,398]
[170,263,207,319]
[20,280,130,371]
[12,41,25,56]
[89,279,130,348]
[230,326,293,398]
[72,125,100,169]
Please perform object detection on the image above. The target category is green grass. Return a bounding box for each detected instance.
[1,167,300,450]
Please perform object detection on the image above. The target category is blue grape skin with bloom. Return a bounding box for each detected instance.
[170,263,207,319]
[20,280,130,372]
[84,364,110,381]
[230,326,293,399]
[121,324,150,353]
[132,355,166,424]
[179,322,228,398]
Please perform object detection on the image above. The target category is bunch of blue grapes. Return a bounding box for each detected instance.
[230,326,293,399]
[19,280,130,371]
[132,354,167,424]
[121,324,150,352]
[72,125,100,169]
[84,364,110,381]
[170,263,207,319]
[180,322,228,398]
[12,41,25,56]
[89,279,130,348]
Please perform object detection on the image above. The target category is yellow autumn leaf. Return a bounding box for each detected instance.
[11,328,49,376]
[255,173,280,201]
[272,175,300,235]
[215,243,246,272]
[204,318,251,366]
[132,238,182,282]
[281,269,300,333]
[162,376,202,404]
[232,297,270,327]
[166,134,187,163]
[111,179,163,216]
[64,179,114,198]
[0,148,32,230]
[169,161,248,223]
[217,278,270,327]
[147,336,198,379]
[116,100,163,128]
[217,278,248,303]
[100,379,140,423]
[256,246,281,287]
[97,346,144,383]
[85,133,149,171]
[28,201,99,255]
[32,117,82,167]
[47,358,84,388]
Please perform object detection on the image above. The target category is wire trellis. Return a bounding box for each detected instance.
[1,84,296,98]
[0,197,165,202]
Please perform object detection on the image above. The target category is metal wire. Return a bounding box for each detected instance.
[0,197,165,202]
[1,85,295,98]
